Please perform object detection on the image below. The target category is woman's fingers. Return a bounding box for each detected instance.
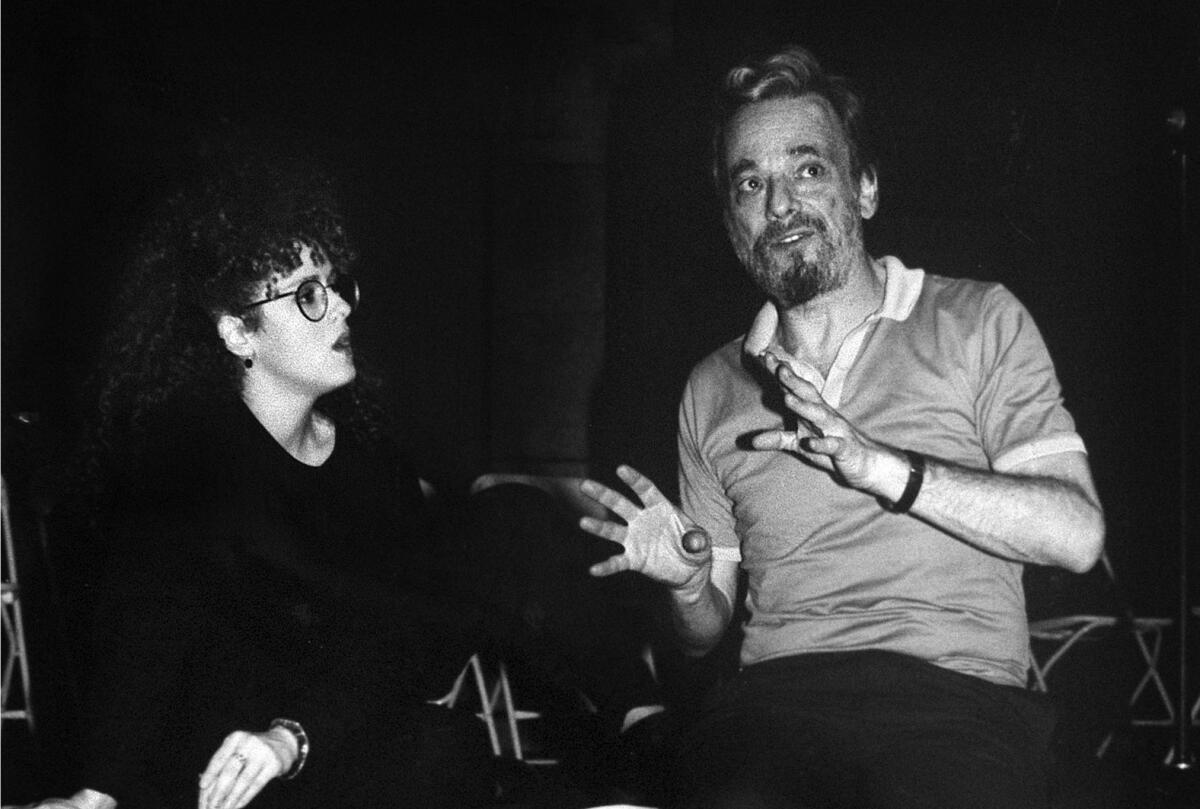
[200,733,249,809]
[200,754,246,809]
[200,733,245,791]
[198,731,281,809]
[201,729,285,806]
[222,759,257,809]
[227,760,274,809]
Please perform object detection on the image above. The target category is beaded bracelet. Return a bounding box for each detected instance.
[269,718,309,780]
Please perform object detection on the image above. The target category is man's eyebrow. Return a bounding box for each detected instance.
[787,144,822,159]
[728,158,757,177]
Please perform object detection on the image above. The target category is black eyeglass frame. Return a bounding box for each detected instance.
[241,274,359,323]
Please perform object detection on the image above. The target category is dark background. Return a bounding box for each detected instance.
[6,0,1195,604]
[3,0,1198,795]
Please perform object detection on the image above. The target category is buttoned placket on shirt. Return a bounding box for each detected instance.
[743,257,925,409]
[764,314,880,409]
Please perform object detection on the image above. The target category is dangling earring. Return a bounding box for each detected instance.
[244,357,254,369]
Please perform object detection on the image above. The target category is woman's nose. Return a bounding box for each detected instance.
[328,288,353,320]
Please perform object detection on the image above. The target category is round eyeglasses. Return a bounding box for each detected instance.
[241,274,359,322]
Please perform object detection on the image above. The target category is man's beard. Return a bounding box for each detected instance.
[737,214,848,308]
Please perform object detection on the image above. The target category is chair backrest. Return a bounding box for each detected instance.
[470,472,610,520]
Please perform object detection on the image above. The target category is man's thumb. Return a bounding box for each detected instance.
[681,528,710,555]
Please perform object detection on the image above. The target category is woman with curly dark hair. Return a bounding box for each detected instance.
[30,138,492,809]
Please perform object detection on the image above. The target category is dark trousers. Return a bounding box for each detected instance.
[673,650,1055,809]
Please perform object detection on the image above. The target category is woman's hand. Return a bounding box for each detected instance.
[578,465,712,592]
[18,789,116,809]
[197,727,297,809]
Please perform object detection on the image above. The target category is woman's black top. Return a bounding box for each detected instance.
[80,400,481,808]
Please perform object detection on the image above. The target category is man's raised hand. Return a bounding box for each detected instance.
[578,465,711,589]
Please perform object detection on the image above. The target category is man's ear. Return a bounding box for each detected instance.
[216,313,254,362]
[858,169,879,220]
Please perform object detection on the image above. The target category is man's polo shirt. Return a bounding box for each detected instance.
[677,256,1085,687]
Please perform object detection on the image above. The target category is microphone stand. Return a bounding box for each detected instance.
[1165,104,1195,772]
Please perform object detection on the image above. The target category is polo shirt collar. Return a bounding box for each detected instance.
[742,255,925,359]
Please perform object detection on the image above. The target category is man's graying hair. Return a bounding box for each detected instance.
[712,45,878,192]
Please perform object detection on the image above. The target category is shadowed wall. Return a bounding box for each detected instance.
[3,0,1196,613]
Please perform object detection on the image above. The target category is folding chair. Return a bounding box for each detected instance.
[1192,606,1199,728]
[462,473,666,760]
[1028,551,1174,756]
[2,477,35,732]
[469,472,609,519]
[430,652,556,765]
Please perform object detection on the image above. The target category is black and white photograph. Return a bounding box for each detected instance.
[3,2,1197,807]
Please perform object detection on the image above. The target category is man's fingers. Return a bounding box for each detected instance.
[807,435,845,458]
[578,516,625,544]
[758,349,783,375]
[750,430,801,452]
[774,360,821,394]
[616,465,666,506]
[782,394,830,434]
[589,553,630,578]
[578,479,641,523]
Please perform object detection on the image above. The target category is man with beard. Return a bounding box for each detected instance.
[578,46,1105,809]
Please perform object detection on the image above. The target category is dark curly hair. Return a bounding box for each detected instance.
[82,131,386,498]
[712,45,878,194]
